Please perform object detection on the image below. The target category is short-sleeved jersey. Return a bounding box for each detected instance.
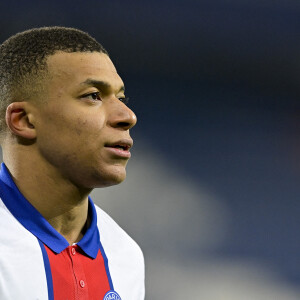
[0,163,145,300]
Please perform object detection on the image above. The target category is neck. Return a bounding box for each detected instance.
[3,144,92,245]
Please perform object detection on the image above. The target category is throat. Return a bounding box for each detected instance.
[47,201,90,245]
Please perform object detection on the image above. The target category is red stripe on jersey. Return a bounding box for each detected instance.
[45,244,111,299]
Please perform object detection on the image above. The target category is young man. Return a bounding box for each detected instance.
[0,27,144,300]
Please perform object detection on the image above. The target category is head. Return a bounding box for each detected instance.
[0,27,137,188]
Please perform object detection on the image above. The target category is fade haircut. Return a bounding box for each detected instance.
[0,26,108,133]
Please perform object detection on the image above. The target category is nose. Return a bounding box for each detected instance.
[107,99,137,130]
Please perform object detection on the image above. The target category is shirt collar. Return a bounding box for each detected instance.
[0,163,100,259]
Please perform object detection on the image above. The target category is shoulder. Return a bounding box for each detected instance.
[0,198,49,299]
[0,197,31,244]
[0,197,43,256]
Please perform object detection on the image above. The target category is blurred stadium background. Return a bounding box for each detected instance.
[0,0,299,299]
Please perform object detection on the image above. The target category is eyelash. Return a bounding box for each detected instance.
[81,92,129,105]
[82,92,102,101]
[120,97,129,105]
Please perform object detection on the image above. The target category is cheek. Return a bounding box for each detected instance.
[71,116,107,141]
[39,111,107,155]
[36,103,107,162]
[72,118,88,137]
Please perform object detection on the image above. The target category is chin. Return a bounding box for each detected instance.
[91,167,127,188]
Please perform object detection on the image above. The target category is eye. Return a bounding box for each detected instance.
[81,92,102,101]
[118,97,129,105]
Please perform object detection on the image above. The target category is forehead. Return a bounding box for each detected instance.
[45,51,124,91]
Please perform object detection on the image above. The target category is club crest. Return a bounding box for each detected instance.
[103,291,122,300]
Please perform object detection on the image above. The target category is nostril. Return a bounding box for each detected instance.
[117,121,130,128]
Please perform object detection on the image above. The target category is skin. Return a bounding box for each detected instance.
[1,51,137,244]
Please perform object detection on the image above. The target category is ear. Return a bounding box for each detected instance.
[5,102,36,139]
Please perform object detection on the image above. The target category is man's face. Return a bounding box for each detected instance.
[33,51,137,188]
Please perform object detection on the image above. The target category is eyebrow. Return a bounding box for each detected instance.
[80,78,125,93]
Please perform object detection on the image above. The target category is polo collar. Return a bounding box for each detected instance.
[0,163,100,259]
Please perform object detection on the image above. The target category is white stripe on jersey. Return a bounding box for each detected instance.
[96,206,145,300]
[0,198,49,300]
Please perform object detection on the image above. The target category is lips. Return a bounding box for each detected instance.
[104,139,133,158]
[105,139,133,150]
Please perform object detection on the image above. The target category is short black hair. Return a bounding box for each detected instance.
[0,26,108,133]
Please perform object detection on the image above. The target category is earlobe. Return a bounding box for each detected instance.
[6,102,36,139]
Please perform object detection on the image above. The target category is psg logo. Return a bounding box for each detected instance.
[103,291,122,300]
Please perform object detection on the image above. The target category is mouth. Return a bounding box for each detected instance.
[106,144,131,151]
[104,139,133,158]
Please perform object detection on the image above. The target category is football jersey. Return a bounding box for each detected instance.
[0,163,145,300]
